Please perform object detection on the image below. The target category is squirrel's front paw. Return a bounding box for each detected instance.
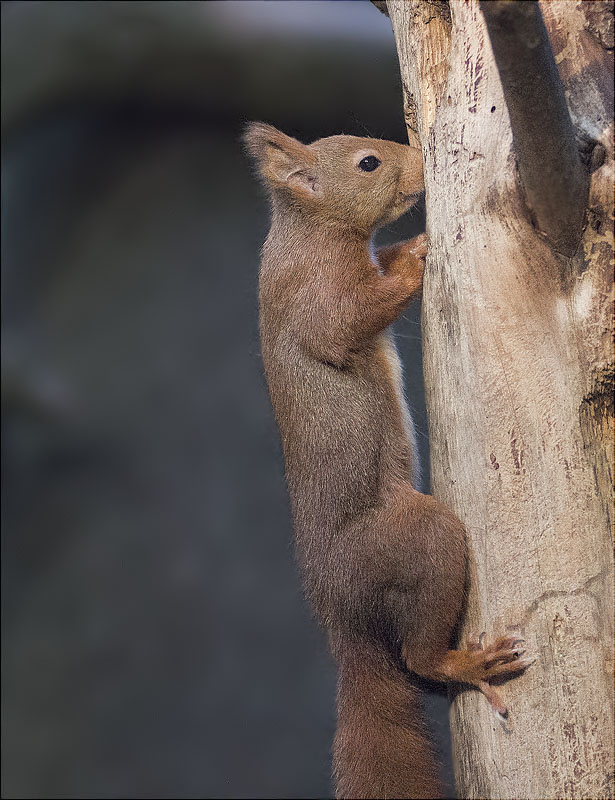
[405,235,427,287]
[397,234,427,291]
[407,232,428,260]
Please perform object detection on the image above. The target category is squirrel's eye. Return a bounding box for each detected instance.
[358,155,381,172]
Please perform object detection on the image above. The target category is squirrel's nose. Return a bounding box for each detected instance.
[399,174,424,198]
[400,151,425,195]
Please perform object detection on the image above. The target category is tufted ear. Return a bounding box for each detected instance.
[243,122,320,199]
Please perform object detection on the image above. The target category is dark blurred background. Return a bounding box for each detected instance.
[1,2,447,797]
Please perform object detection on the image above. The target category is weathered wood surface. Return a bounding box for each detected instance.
[387,0,614,797]
[480,0,588,257]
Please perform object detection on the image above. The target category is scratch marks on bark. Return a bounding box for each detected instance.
[509,428,524,476]
[511,569,608,629]
[465,39,484,114]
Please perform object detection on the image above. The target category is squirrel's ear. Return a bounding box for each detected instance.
[243,122,320,198]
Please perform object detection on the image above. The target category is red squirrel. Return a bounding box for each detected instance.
[244,122,533,799]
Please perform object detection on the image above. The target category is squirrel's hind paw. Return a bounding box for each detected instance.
[465,632,536,716]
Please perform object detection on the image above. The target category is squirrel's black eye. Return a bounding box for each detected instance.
[358,155,381,172]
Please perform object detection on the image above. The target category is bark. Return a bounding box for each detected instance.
[480,0,587,257]
[387,1,614,798]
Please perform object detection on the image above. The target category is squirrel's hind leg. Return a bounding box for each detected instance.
[398,513,535,716]
[389,489,536,715]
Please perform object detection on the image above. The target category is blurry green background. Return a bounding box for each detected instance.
[1,2,448,797]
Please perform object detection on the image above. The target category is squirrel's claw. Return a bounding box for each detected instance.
[477,680,509,717]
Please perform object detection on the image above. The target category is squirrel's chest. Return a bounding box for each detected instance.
[375,332,418,480]
[374,332,407,409]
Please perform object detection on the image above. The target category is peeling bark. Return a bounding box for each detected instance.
[387,0,614,797]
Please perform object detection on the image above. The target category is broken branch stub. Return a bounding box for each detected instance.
[480,0,588,257]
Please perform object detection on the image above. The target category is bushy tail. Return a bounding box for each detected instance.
[333,644,443,800]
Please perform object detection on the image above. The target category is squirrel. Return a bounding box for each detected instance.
[244,122,534,799]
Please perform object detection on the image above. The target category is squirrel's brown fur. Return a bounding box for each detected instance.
[244,123,533,799]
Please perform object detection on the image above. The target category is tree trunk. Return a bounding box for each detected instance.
[386,1,614,797]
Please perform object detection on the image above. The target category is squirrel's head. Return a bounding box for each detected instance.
[243,122,423,235]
